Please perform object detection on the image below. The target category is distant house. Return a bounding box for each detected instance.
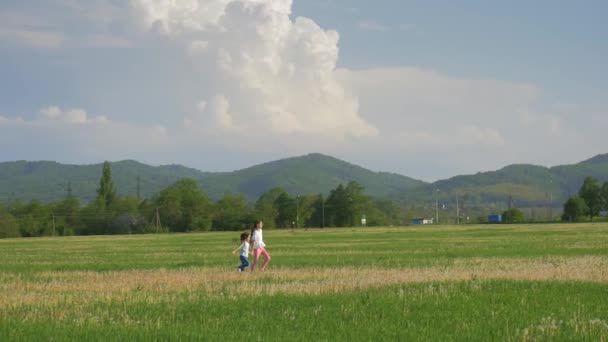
[488,214,503,224]
[412,218,434,225]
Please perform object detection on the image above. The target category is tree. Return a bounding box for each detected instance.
[15,200,53,237]
[601,182,608,211]
[306,194,326,228]
[154,178,212,232]
[97,161,117,208]
[562,197,588,222]
[274,192,296,228]
[345,181,368,226]
[325,184,349,227]
[502,208,525,224]
[254,188,287,229]
[80,198,108,235]
[212,194,253,231]
[51,197,81,236]
[325,182,369,227]
[0,207,20,238]
[578,176,601,220]
[108,196,145,235]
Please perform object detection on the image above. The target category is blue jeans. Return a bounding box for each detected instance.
[238,255,249,271]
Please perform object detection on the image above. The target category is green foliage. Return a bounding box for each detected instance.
[274,192,297,228]
[325,181,369,227]
[502,208,525,224]
[3,153,608,211]
[254,187,285,228]
[0,206,20,238]
[14,200,53,237]
[579,176,602,219]
[153,178,212,232]
[602,182,608,211]
[97,161,117,208]
[561,197,589,222]
[306,194,326,227]
[212,194,253,231]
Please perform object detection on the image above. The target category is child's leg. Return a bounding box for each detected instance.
[260,248,271,270]
[239,256,249,271]
[251,248,262,271]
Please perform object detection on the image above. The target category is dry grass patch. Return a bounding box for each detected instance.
[1,256,607,308]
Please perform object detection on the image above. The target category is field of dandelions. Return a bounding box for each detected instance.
[1,224,607,341]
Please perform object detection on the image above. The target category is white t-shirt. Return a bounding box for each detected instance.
[240,241,250,257]
[251,229,266,249]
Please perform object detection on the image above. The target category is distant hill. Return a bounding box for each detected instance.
[197,153,426,201]
[0,154,426,203]
[0,153,606,206]
[0,160,211,203]
[409,154,608,207]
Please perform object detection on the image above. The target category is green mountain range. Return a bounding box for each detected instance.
[410,154,608,207]
[0,153,607,206]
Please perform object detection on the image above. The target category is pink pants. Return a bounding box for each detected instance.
[251,247,270,271]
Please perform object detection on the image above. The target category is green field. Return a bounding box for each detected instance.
[1,224,608,341]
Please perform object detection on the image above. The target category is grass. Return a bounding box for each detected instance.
[1,223,607,341]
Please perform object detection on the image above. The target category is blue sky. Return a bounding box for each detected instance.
[0,0,606,181]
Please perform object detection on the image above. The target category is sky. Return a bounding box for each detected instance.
[0,0,607,181]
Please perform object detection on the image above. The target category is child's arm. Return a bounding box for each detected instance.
[232,243,244,255]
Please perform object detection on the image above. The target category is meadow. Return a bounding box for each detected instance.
[1,224,607,341]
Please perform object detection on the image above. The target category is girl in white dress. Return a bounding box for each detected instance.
[250,220,271,271]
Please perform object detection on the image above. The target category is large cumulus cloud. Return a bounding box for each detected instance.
[133,0,378,139]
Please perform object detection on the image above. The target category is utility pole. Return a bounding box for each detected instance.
[155,207,161,229]
[295,195,299,228]
[435,189,439,224]
[136,175,141,200]
[67,182,73,199]
[52,212,56,236]
[320,193,325,228]
[456,195,460,224]
[549,192,553,221]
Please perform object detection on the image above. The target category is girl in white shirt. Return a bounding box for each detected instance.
[232,232,250,272]
[250,220,271,271]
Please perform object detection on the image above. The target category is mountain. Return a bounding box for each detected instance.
[0,154,426,203]
[409,154,608,207]
[197,153,426,201]
[1,153,606,206]
[0,160,211,203]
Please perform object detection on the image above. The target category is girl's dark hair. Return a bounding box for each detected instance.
[240,232,249,241]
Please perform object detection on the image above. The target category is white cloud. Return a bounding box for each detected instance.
[83,34,133,48]
[358,20,388,32]
[0,106,169,162]
[132,0,378,140]
[38,106,107,124]
[0,28,64,49]
[1,1,606,180]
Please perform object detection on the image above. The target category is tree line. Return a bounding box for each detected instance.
[0,162,403,238]
[1,162,606,238]
[561,176,608,222]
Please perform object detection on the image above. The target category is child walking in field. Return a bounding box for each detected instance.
[232,232,250,272]
[250,220,271,272]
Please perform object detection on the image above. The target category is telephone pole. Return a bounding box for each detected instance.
[67,182,73,199]
[435,189,439,224]
[155,207,161,229]
[136,175,141,200]
[456,195,460,224]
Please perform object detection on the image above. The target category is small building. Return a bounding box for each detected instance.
[488,214,503,224]
[412,218,434,225]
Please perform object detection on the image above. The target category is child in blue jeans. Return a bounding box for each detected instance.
[232,232,250,272]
